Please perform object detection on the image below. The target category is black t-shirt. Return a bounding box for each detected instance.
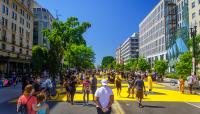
[33,82,40,92]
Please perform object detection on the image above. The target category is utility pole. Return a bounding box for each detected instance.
[190,26,197,75]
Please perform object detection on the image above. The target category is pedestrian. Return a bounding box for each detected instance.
[91,74,97,101]
[115,75,122,96]
[127,76,135,98]
[12,72,17,88]
[22,75,29,93]
[134,75,146,108]
[36,93,50,114]
[17,84,46,114]
[95,79,114,114]
[32,77,42,96]
[63,78,70,102]
[82,77,91,105]
[69,76,77,105]
[147,74,153,92]
[187,73,195,94]
[179,76,184,94]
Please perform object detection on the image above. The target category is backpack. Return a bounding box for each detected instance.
[17,96,32,114]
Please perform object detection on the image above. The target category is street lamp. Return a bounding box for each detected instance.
[190,25,197,75]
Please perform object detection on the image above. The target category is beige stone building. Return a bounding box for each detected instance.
[189,0,200,34]
[0,0,33,75]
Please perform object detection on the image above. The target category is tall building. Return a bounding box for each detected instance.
[189,0,200,34]
[33,1,54,48]
[0,0,34,74]
[139,0,167,67]
[116,33,139,64]
[139,0,189,69]
[167,0,189,71]
[116,46,121,64]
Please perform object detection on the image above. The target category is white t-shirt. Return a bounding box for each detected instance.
[95,86,113,108]
[187,76,194,85]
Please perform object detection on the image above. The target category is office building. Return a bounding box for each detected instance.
[189,0,200,34]
[33,1,54,48]
[116,33,139,64]
[167,0,189,71]
[139,0,167,67]
[0,0,33,74]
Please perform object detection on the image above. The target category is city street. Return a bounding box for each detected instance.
[1,77,200,114]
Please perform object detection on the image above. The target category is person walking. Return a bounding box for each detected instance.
[91,74,98,101]
[115,75,122,96]
[82,77,91,105]
[63,78,70,102]
[147,74,153,92]
[187,73,195,94]
[95,79,114,114]
[32,77,42,96]
[17,84,46,114]
[179,76,185,94]
[69,76,77,105]
[36,93,50,114]
[127,76,135,98]
[134,75,146,108]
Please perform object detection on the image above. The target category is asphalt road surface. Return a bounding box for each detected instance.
[119,101,200,114]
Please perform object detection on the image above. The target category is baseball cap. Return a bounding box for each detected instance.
[101,79,108,86]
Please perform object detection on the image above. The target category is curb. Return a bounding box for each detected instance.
[112,101,125,114]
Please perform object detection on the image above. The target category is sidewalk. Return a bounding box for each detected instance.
[157,82,200,95]
[0,83,21,103]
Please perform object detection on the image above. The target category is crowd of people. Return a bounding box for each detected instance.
[13,69,199,114]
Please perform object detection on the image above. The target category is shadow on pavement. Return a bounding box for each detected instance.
[143,105,166,108]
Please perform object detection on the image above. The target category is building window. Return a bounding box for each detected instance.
[192,1,195,8]
[2,44,6,50]
[2,5,5,13]
[12,34,15,44]
[12,2,18,11]
[12,12,17,20]
[11,23,17,32]
[12,46,15,52]
[6,7,9,15]
[192,12,196,19]
[20,48,22,54]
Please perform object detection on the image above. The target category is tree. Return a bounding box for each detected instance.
[124,58,138,71]
[64,44,95,70]
[175,52,192,76]
[187,34,200,70]
[154,60,168,77]
[101,56,115,68]
[43,21,65,77]
[32,45,48,74]
[42,17,92,76]
[114,63,123,71]
[137,57,150,72]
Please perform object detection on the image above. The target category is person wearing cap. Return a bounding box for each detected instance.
[95,79,114,114]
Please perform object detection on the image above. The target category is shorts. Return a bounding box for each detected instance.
[136,90,143,99]
[91,86,97,94]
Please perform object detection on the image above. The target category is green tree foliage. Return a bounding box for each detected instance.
[32,45,48,74]
[187,35,200,65]
[101,56,115,68]
[65,44,95,70]
[114,63,123,71]
[137,57,150,72]
[43,21,65,76]
[175,52,192,76]
[124,58,138,71]
[154,60,168,76]
[42,17,93,76]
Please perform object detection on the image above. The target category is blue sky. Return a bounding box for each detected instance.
[36,0,160,65]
